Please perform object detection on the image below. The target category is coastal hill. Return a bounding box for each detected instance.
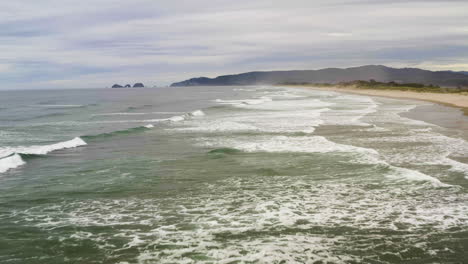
[170,65,468,88]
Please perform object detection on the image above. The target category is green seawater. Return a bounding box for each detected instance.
[0,86,467,263]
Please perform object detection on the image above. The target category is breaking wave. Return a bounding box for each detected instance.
[199,135,449,187]
[0,137,87,174]
[0,109,207,174]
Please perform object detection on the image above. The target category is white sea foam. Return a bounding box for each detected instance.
[144,124,154,128]
[177,108,327,134]
[0,154,25,173]
[16,179,467,263]
[366,130,468,178]
[152,112,185,114]
[387,166,448,187]
[178,96,330,134]
[320,95,379,126]
[215,97,273,107]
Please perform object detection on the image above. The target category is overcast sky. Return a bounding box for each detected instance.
[1,0,468,89]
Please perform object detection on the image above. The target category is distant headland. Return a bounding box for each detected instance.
[170,65,468,89]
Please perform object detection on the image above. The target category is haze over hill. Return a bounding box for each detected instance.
[171,65,468,88]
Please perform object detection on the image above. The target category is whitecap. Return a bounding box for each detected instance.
[10,137,87,155]
[188,110,205,117]
[167,115,185,122]
[0,154,25,173]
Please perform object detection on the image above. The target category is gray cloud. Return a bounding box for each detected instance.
[1,0,467,89]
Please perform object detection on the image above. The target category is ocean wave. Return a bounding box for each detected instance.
[198,135,448,187]
[34,104,85,109]
[387,166,448,187]
[92,112,149,116]
[0,137,87,174]
[0,137,86,156]
[81,126,152,140]
[175,121,259,132]
[175,108,327,134]
[27,110,206,127]
[92,111,189,117]
[152,111,186,114]
[188,109,205,117]
[215,97,272,106]
[165,110,205,123]
[81,110,206,139]
[199,135,377,154]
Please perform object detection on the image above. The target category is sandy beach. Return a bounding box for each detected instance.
[287,85,468,115]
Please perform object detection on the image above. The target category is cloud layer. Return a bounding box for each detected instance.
[1,0,468,89]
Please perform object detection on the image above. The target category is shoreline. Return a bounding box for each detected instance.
[282,85,468,116]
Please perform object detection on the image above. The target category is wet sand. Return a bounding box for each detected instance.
[403,104,468,138]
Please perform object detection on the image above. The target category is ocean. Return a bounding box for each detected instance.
[0,86,467,263]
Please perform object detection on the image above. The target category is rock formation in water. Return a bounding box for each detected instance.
[112,84,124,88]
[124,84,131,88]
[133,83,144,88]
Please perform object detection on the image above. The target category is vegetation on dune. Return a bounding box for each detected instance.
[281,79,468,94]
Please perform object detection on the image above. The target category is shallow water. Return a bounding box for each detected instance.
[0,86,467,263]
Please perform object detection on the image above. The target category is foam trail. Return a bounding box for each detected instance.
[93,112,187,117]
[200,135,378,154]
[144,124,154,128]
[92,112,149,116]
[167,115,185,122]
[0,154,25,173]
[152,111,185,114]
[388,166,449,187]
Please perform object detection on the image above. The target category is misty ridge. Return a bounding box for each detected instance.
[171,65,468,88]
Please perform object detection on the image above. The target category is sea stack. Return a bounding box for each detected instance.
[133,83,144,88]
[124,84,131,88]
[112,84,124,88]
